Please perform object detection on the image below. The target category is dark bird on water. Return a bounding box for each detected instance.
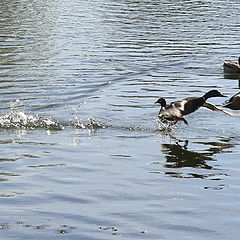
[222,92,240,110]
[223,57,240,74]
[155,90,225,125]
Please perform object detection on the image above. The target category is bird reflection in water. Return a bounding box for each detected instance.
[162,140,213,169]
[223,73,240,88]
[151,138,233,181]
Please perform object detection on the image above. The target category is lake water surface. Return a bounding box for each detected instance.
[0,0,240,239]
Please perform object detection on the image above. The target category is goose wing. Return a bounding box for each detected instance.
[171,97,204,116]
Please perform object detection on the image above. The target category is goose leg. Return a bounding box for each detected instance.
[171,118,180,125]
[171,117,188,125]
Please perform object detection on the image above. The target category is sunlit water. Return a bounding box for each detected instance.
[0,0,240,239]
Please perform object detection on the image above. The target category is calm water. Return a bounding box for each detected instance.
[0,0,240,239]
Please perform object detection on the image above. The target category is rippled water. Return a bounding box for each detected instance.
[0,0,240,239]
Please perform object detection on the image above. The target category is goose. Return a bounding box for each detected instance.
[223,57,240,74]
[155,90,225,125]
[222,92,240,110]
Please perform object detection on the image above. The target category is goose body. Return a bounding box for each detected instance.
[223,57,240,74]
[155,90,225,125]
[155,98,188,124]
[222,92,240,110]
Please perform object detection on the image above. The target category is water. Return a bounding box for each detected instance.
[0,0,240,239]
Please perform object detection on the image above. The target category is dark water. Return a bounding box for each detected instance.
[0,0,240,239]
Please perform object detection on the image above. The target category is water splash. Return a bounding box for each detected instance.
[156,119,173,132]
[75,117,104,130]
[0,101,63,130]
[0,111,63,130]
[70,103,104,130]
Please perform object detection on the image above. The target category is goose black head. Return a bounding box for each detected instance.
[238,57,240,65]
[155,98,167,107]
[203,90,226,99]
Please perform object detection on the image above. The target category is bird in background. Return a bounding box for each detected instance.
[202,92,240,118]
[155,90,225,125]
[223,57,240,74]
[222,92,240,110]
